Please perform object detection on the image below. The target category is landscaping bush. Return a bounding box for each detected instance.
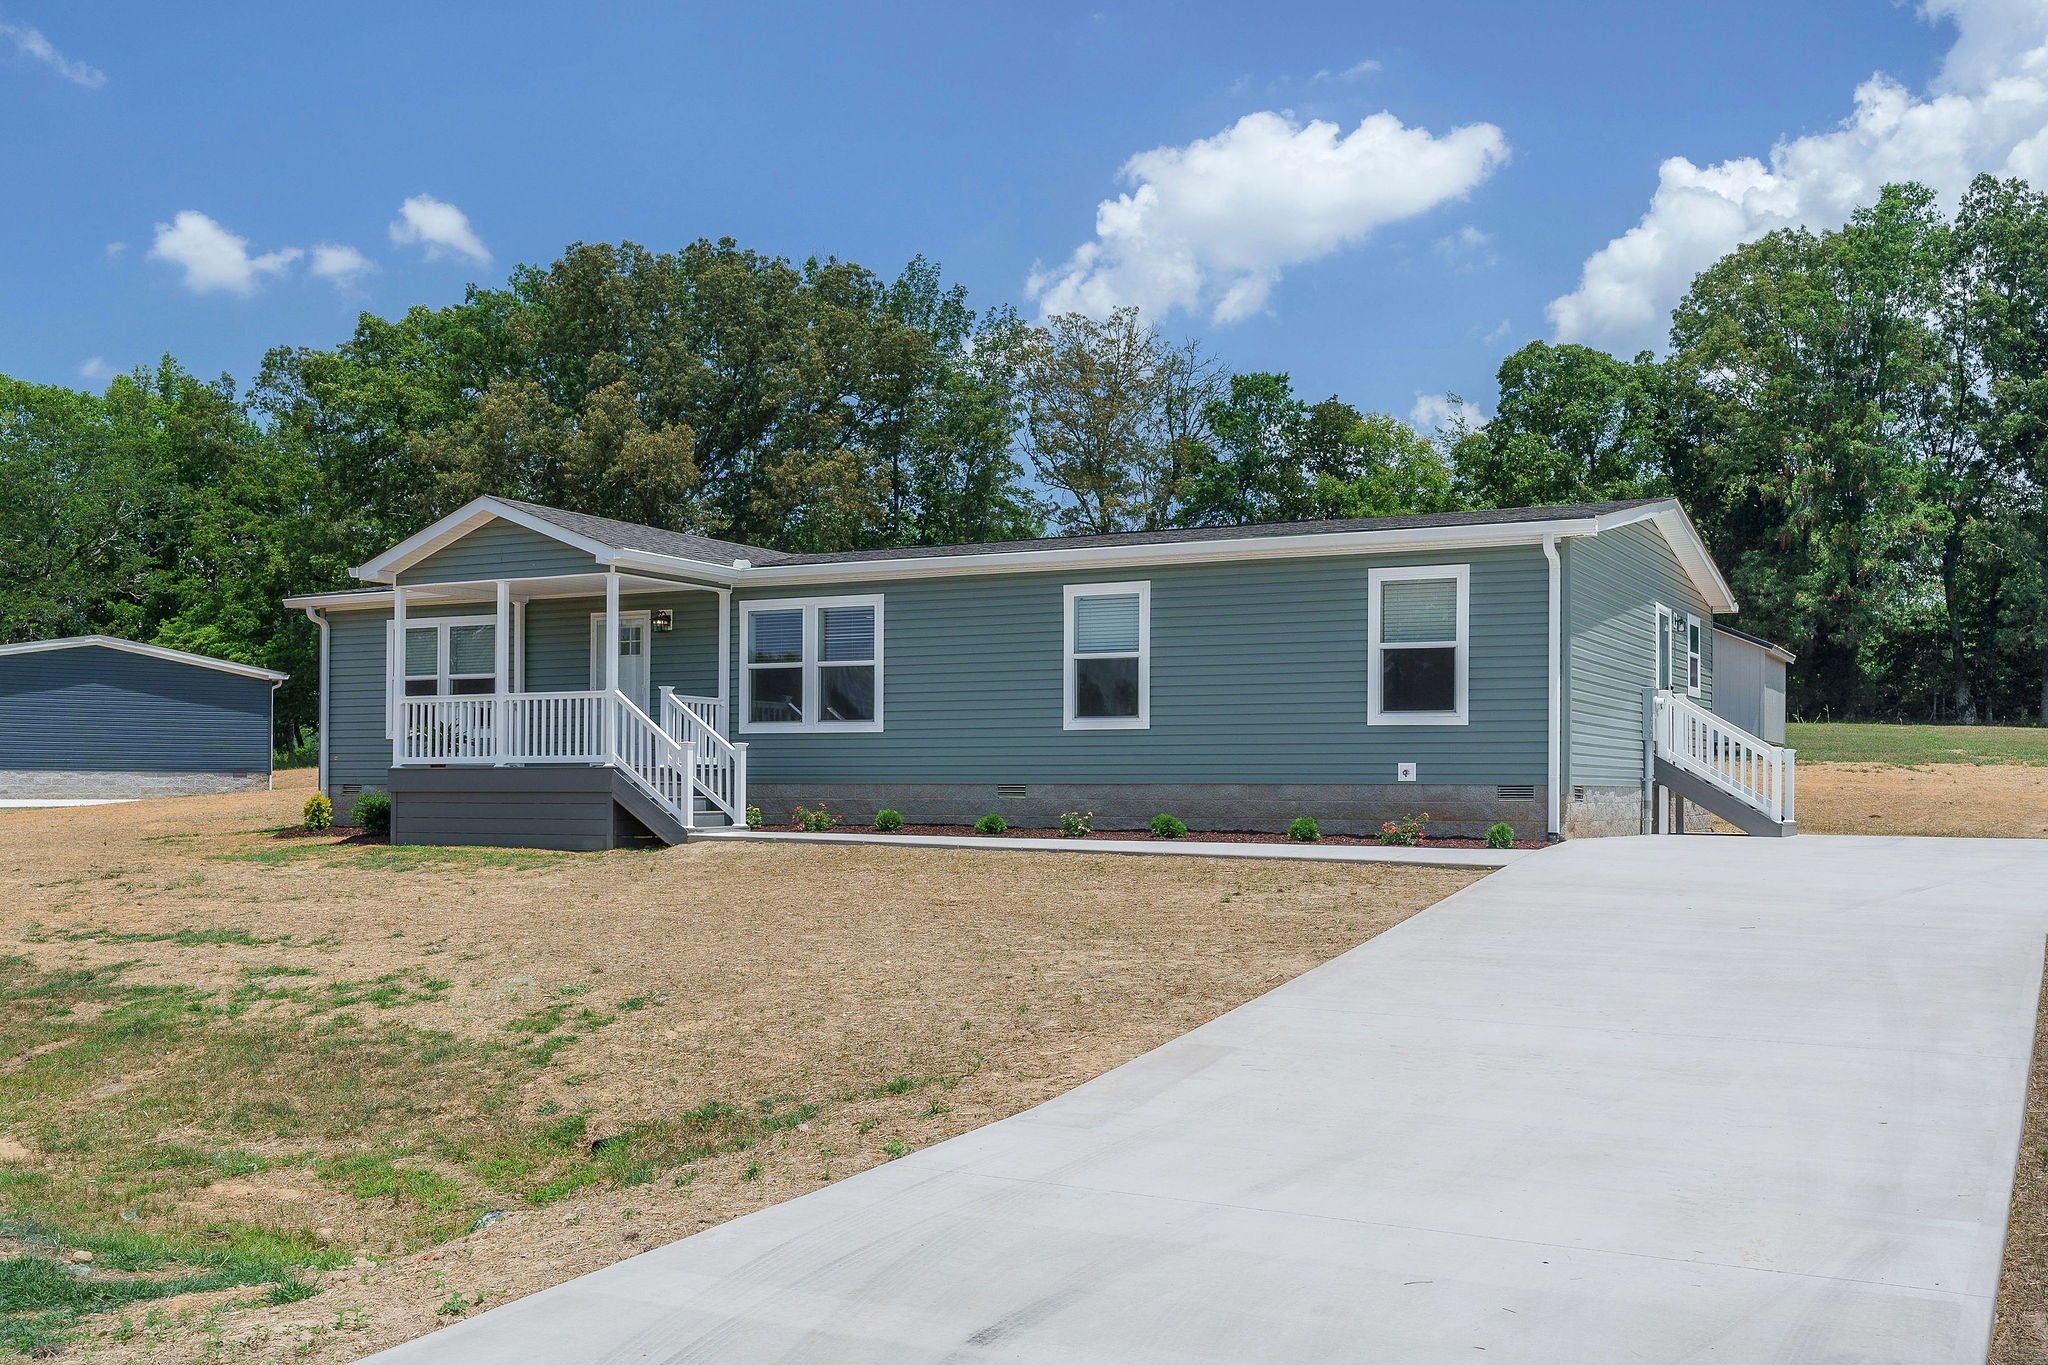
[301,792,333,832]
[792,803,839,833]
[874,808,903,831]
[1485,821,1515,849]
[1150,813,1187,839]
[352,789,391,837]
[1378,812,1429,846]
[1057,810,1093,838]
[1287,816,1320,843]
[744,805,763,830]
[973,813,1007,836]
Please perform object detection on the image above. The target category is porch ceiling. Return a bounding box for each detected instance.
[395,572,720,604]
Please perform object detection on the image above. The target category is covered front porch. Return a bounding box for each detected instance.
[388,569,745,832]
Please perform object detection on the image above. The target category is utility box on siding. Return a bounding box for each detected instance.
[0,637,286,799]
[1710,626,1793,744]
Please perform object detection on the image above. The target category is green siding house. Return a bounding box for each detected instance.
[286,495,1794,850]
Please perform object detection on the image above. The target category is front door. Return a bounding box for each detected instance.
[589,611,652,713]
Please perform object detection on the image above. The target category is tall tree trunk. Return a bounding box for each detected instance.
[1942,531,1978,725]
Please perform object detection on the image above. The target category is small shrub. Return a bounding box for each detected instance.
[744,805,763,830]
[352,789,391,837]
[301,793,333,832]
[792,804,839,833]
[1287,816,1320,843]
[973,813,1007,837]
[1485,821,1515,849]
[1057,810,1093,838]
[874,808,903,832]
[1378,811,1430,847]
[1150,813,1188,839]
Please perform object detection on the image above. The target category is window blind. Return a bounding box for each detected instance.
[404,627,438,676]
[820,606,874,661]
[1380,578,1458,644]
[448,624,495,675]
[1073,593,1140,654]
[749,610,803,663]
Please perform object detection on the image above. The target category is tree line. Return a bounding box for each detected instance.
[5,175,2048,740]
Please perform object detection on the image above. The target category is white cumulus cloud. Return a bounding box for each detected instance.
[1549,0,2048,350]
[0,23,105,88]
[147,211,301,295]
[77,357,109,382]
[1408,392,1488,435]
[388,194,490,265]
[1028,109,1509,325]
[308,243,374,284]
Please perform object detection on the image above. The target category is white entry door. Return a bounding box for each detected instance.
[589,611,652,713]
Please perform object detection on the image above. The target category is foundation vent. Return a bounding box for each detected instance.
[995,784,1028,799]
[1573,786,1587,802]
[340,783,364,796]
[1496,784,1536,801]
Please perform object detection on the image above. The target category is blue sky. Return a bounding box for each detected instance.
[4,1,2034,428]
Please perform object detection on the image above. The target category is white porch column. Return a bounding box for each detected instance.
[494,579,511,765]
[390,584,408,766]
[604,571,621,759]
[716,587,732,737]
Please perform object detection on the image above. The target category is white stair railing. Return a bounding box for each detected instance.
[1653,690,1796,825]
[659,687,746,824]
[610,693,694,831]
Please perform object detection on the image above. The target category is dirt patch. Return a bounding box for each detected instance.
[805,824,1545,849]
[1993,947,2048,1365]
[1791,762,2048,838]
[0,770,1477,1362]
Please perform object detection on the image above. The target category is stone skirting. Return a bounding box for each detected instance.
[748,782,1553,841]
[0,769,270,799]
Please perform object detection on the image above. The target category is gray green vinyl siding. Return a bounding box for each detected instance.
[731,547,1549,787]
[398,520,602,585]
[522,592,720,695]
[1563,521,1715,787]
[324,602,494,796]
[0,646,272,773]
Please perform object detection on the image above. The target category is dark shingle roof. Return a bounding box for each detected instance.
[776,499,1671,565]
[499,500,791,566]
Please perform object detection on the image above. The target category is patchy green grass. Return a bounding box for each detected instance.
[1787,722,2048,766]
[207,843,573,872]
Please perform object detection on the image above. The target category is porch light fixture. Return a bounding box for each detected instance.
[650,608,674,633]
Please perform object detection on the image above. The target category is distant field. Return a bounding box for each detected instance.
[1787,722,2048,767]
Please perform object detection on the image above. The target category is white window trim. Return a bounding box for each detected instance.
[1654,603,1674,691]
[385,614,499,738]
[738,594,884,734]
[1063,581,1151,731]
[1686,613,1704,698]
[1367,564,1469,726]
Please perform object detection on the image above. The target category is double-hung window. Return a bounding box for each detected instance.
[1367,566,1468,725]
[1685,614,1703,697]
[1064,582,1149,729]
[741,596,883,732]
[396,618,497,698]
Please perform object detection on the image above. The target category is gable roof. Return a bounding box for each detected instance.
[346,494,1736,611]
[0,636,288,682]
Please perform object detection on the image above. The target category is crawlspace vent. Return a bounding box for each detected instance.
[1496,784,1537,801]
[995,784,1028,799]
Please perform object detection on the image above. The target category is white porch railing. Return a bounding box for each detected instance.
[1653,689,1796,825]
[660,687,746,824]
[395,689,717,831]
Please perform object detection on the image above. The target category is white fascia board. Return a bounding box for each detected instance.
[351,497,621,582]
[740,518,1605,586]
[282,589,396,610]
[0,635,289,682]
[608,550,741,586]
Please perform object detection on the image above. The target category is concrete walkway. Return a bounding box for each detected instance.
[690,826,1532,869]
[371,836,2048,1365]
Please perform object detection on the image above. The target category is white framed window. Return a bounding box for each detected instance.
[1064,582,1150,730]
[390,616,498,699]
[739,595,883,733]
[1655,603,1674,690]
[1686,613,1703,697]
[1367,565,1468,726]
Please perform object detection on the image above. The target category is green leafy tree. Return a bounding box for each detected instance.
[1452,342,1668,509]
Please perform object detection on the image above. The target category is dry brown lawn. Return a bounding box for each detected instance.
[0,771,1476,1363]
[1995,949,2048,1365]
[1784,761,2048,838]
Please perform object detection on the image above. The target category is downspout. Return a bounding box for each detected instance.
[1543,534,1562,841]
[301,606,330,799]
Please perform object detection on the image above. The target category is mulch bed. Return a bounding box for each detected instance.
[269,825,389,844]
[781,824,1547,850]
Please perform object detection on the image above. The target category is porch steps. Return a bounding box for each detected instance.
[607,769,730,846]
[1652,757,1797,838]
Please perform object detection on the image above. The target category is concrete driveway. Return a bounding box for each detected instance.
[371,836,2048,1364]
